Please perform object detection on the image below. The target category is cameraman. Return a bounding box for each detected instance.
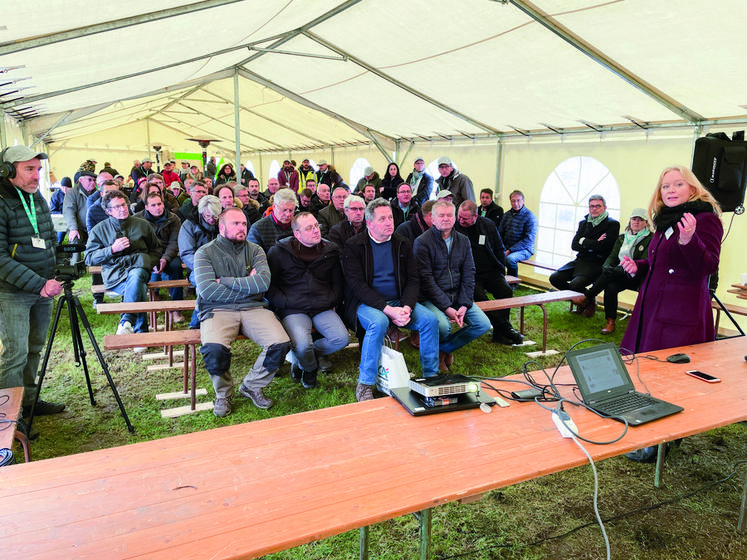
[0,146,66,419]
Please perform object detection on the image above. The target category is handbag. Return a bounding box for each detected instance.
[375,342,411,395]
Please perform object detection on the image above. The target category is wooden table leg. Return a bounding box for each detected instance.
[14,430,31,462]
[654,442,667,488]
[190,343,197,411]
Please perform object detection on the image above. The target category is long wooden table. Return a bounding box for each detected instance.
[1,337,745,559]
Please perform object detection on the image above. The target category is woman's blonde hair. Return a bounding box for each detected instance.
[648,165,722,221]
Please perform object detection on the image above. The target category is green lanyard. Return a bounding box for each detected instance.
[15,188,39,236]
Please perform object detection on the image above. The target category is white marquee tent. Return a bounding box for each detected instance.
[2,0,746,318]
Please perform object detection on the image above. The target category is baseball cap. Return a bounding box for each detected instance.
[414,157,425,164]
[142,157,153,164]
[2,145,48,163]
[364,166,374,176]
[437,156,452,166]
[318,159,328,165]
[436,190,453,199]
[630,208,648,220]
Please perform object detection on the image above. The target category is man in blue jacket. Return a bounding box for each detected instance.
[498,190,537,279]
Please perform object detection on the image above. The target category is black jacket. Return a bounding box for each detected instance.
[341,231,419,330]
[454,215,506,274]
[327,220,366,248]
[414,227,475,311]
[570,215,620,265]
[391,200,420,229]
[266,237,343,318]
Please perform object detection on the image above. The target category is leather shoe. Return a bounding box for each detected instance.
[582,301,597,318]
[409,331,420,348]
[601,318,616,334]
[502,327,524,345]
[290,363,302,383]
[238,385,273,410]
[571,295,587,306]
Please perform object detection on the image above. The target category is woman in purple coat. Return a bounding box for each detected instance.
[620,165,722,354]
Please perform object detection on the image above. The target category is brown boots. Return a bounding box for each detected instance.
[601,318,615,334]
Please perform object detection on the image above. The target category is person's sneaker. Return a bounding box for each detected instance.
[23,400,66,417]
[133,346,147,353]
[316,354,333,373]
[116,321,134,335]
[213,397,232,417]
[302,369,318,390]
[290,363,302,383]
[625,446,660,463]
[355,383,374,402]
[238,385,273,409]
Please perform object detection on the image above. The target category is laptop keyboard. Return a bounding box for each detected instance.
[596,392,658,415]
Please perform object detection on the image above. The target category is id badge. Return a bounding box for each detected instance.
[478,235,486,245]
[31,236,46,249]
[664,227,674,239]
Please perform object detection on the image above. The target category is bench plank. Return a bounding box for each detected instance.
[476,290,582,353]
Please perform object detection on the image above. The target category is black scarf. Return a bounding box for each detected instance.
[653,200,714,232]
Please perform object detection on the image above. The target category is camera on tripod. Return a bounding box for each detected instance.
[54,243,87,282]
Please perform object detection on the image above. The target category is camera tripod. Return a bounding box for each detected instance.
[27,279,134,433]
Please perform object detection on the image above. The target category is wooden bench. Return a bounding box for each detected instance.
[712,299,747,335]
[519,259,557,272]
[0,387,31,463]
[91,279,190,296]
[97,299,195,333]
[103,329,211,418]
[476,289,582,354]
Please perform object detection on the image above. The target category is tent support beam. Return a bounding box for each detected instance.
[233,71,241,169]
[31,111,72,148]
[199,88,329,147]
[509,0,704,123]
[303,31,503,136]
[236,67,395,151]
[0,0,246,56]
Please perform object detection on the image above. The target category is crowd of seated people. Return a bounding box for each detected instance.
[52,155,673,417]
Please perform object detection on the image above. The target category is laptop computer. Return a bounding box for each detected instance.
[566,343,683,425]
[390,386,496,416]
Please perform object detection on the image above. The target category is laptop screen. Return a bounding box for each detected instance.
[566,343,634,402]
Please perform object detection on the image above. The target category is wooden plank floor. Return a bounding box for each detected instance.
[1,337,745,559]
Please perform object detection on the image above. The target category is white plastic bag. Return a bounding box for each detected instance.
[376,344,410,395]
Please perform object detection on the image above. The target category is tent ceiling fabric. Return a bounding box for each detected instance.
[2,0,746,152]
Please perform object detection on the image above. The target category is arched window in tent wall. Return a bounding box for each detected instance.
[268,160,281,184]
[349,158,372,190]
[535,156,621,274]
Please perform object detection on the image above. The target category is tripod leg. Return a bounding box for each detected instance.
[28,294,67,433]
[67,293,96,406]
[72,295,135,433]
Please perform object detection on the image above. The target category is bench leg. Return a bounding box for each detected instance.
[14,429,31,462]
[519,306,525,334]
[539,304,548,353]
[190,343,197,411]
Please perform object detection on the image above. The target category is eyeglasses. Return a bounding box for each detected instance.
[108,203,128,211]
[588,203,604,209]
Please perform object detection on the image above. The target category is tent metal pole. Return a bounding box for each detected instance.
[495,137,503,201]
[0,0,245,56]
[0,113,6,148]
[233,71,241,170]
[31,111,72,148]
[304,31,502,136]
[509,0,703,123]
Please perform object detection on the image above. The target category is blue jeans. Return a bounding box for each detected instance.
[422,301,491,354]
[109,267,149,333]
[150,256,184,300]
[505,249,533,278]
[282,310,349,372]
[357,301,439,386]
[188,270,200,329]
[0,290,54,406]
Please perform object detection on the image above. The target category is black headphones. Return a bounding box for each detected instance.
[0,147,16,179]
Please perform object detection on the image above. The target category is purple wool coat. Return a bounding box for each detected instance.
[620,211,722,353]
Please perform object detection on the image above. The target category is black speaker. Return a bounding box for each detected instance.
[0,147,15,179]
[691,131,747,213]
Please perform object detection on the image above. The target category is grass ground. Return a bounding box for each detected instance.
[14,277,747,559]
